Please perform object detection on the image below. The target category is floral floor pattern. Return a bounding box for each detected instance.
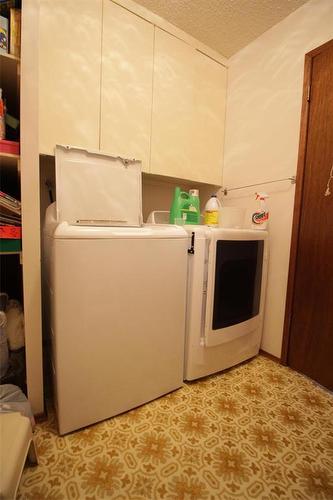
[18,356,333,499]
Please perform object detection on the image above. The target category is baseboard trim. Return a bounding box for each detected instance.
[259,349,281,364]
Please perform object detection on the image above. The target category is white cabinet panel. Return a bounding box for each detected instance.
[151,28,226,184]
[100,0,154,172]
[151,28,196,180]
[39,1,226,183]
[193,51,226,185]
[39,0,102,155]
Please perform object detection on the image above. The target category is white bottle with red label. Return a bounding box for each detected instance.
[252,193,269,230]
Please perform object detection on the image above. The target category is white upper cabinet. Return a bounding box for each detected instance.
[38,0,227,184]
[151,28,226,184]
[39,0,102,155]
[150,28,196,180]
[100,1,154,172]
[193,51,227,185]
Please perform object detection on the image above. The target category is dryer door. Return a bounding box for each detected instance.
[204,232,267,347]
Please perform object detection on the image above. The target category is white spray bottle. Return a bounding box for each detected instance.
[252,193,269,230]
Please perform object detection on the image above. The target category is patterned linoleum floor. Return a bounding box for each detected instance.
[18,356,333,500]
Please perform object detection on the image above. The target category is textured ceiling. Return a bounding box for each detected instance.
[133,0,309,57]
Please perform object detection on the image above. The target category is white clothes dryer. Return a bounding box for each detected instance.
[184,226,268,380]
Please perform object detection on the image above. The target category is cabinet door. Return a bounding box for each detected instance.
[151,28,196,180]
[193,52,226,185]
[100,1,154,173]
[39,0,102,155]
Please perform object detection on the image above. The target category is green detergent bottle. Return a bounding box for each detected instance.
[186,189,200,224]
[169,187,200,224]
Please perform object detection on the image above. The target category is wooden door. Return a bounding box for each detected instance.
[283,40,333,389]
[100,0,154,172]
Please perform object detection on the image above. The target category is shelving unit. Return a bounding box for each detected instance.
[0,10,25,391]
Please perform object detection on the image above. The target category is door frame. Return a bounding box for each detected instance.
[281,39,333,364]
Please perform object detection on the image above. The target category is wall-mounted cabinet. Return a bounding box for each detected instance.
[39,0,102,155]
[38,0,227,185]
[151,28,226,185]
[193,50,227,185]
[150,28,196,181]
[100,0,154,172]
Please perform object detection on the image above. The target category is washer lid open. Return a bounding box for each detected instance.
[55,145,142,227]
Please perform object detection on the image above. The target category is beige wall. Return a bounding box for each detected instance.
[223,0,333,357]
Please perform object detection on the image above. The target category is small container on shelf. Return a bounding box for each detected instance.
[0,225,21,239]
[0,239,21,253]
[0,88,5,139]
[0,190,21,252]
[204,194,221,227]
[0,15,9,55]
[9,8,21,58]
[0,139,19,155]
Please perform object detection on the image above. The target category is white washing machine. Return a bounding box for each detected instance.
[43,146,189,434]
[184,226,268,380]
[43,205,188,435]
